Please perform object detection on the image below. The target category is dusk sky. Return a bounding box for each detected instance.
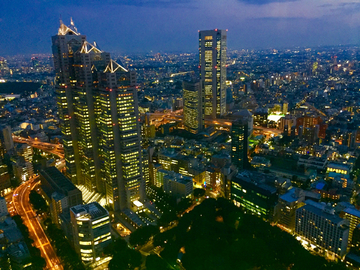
[1,0,360,55]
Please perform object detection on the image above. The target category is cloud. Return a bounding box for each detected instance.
[114,0,193,7]
[318,3,332,8]
[237,0,298,5]
[41,0,194,8]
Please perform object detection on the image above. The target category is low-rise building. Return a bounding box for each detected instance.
[231,172,278,220]
[327,162,352,175]
[298,155,327,170]
[163,172,193,199]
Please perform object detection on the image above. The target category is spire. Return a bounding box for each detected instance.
[104,59,128,73]
[80,41,102,54]
[57,17,80,36]
[59,15,64,26]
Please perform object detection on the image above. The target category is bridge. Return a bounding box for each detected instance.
[13,135,65,159]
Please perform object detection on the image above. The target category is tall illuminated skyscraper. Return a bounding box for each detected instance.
[52,19,144,211]
[199,29,227,118]
[183,80,204,134]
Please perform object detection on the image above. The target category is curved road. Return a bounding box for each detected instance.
[13,136,64,159]
[13,178,62,270]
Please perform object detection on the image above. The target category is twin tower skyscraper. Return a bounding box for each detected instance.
[52,20,144,211]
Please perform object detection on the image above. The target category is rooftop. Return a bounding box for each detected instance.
[327,162,351,170]
[299,201,346,225]
[163,172,193,184]
[71,202,108,220]
[343,207,360,219]
[40,167,79,194]
[280,188,303,203]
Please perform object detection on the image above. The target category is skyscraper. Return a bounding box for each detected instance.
[199,29,227,118]
[52,19,144,211]
[0,126,14,158]
[231,119,248,170]
[183,80,204,134]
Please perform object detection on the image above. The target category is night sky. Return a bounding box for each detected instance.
[1,0,360,55]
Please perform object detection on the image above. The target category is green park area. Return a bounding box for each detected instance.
[112,197,348,270]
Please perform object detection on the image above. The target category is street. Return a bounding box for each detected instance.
[12,177,62,270]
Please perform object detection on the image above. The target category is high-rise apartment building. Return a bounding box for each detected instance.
[199,29,227,118]
[183,80,204,134]
[52,19,144,211]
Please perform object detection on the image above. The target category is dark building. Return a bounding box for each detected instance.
[253,109,268,127]
[40,167,83,225]
[0,162,10,195]
[231,119,248,170]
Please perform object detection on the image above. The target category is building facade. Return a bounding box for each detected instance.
[341,208,360,249]
[231,173,278,220]
[40,167,83,225]
[52,19,144,211]
[183,80,204,134]
[231,119,248,170]
[199,29,227,118]
[70,202,112,267]
[276,188,305,232]
[295,201,349,257]
[163,172,193,199]
[0,126,13,157]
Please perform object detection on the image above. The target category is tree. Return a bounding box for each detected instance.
[193,188,205,198]
[12,215,46,269]
[107,238,143,270]
[127,249,142,269]
[10,177,21,189]
[154,198,348,270]
[175,198,192,213]
[146,254,169,270]
[29,190,48,212]
[0,255,11,270]
[157,211,178,228]
[129,225,159,247]
[31,253,46,269]
[45,222,84,270]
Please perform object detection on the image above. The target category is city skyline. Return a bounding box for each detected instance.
[1,6,360,269]
[1,0,360,55]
